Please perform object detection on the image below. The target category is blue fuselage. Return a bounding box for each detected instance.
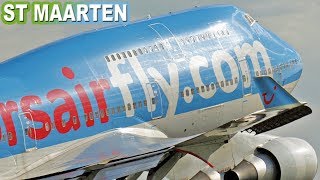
[0,5,302,158]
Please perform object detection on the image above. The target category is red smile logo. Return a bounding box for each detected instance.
[262,85,277,105]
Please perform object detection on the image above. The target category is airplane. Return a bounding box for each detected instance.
[0,4,317,180]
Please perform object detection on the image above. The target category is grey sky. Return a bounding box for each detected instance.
[0,0,319,178]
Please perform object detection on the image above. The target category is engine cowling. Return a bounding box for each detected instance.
[225,137,317,180]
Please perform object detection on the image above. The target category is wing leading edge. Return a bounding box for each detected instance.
[15,128,200,180]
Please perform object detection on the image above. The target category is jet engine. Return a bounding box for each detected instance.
[224,137,317,180]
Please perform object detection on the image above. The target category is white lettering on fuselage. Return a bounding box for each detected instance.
[147,63,179,117]
[190,56,216,99]
[212,50,240,93]
[107,57,134,117]
[106,40,271,118]
[127,54,155,112]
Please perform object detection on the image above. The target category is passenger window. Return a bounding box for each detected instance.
[143,47,149,54]
[111,55,116,61]
[196,87,200,93]
[61,119,66,127]
[179,39,185,45]
[127,103,132,111]
[127,51,132,57]
[116,53,121,59]
[152,98,156,104]
[211,83,215,90]
[185,37,191,44]
[212,32,216,38]
[154,45,159,52]
[202,34,206,40]
[89,112,93,119]
[133,50,138,56]
[216,82,220,88]
[122,105,126,112]
[84,113,88,121]
[133,102,136,109]
[230,79,234,85]
[100,109,105,118]
[268,68,272,74]
[220,81,224,88]
[122,52,127,58]
[206,32,212,39]
[201,86,205,92]
[256,71,260,76]
[217,31,221,37]
[45,122,50,131]
[191,36,196,43]
[138,48,143,55]
[73,116,77,124]
[95,111,99,118]
[235,77,238,84]
[186,89,190,96]
[226,80,229,86]
[149,46,154,52]
[280,64,284,70]
[159,43,165,50]
[144,100,147,106]
[105,56,111,62]
[8,132,12,140]
[206,84,210,91]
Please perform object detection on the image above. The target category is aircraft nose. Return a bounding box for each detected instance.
[294,49,302,62]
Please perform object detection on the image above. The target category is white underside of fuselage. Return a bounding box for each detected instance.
[0,80,299,179]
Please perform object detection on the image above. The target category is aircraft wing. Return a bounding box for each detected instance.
[15,128,199,179]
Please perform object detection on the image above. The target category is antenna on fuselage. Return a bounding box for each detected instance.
[193,0,200,8]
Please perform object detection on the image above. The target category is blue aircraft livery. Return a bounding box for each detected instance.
[0,5,314,180]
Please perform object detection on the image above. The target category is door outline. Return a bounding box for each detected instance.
[238,57,253,115]
[149,23,184,60]
[18,112,37,152]
[238,57,252,96]
[146,82,164,119]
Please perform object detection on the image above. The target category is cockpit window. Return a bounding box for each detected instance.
[244,14,256,26]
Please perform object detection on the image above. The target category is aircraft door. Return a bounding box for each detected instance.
[238,57,252,96]
[18,112,37,152]
[146,82,164,119]
[149,23,184,60]
[238,57,253,115]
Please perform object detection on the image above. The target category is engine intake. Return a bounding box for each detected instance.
[225,137,317,180]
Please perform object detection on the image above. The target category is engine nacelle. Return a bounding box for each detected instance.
[225,137,317,180]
